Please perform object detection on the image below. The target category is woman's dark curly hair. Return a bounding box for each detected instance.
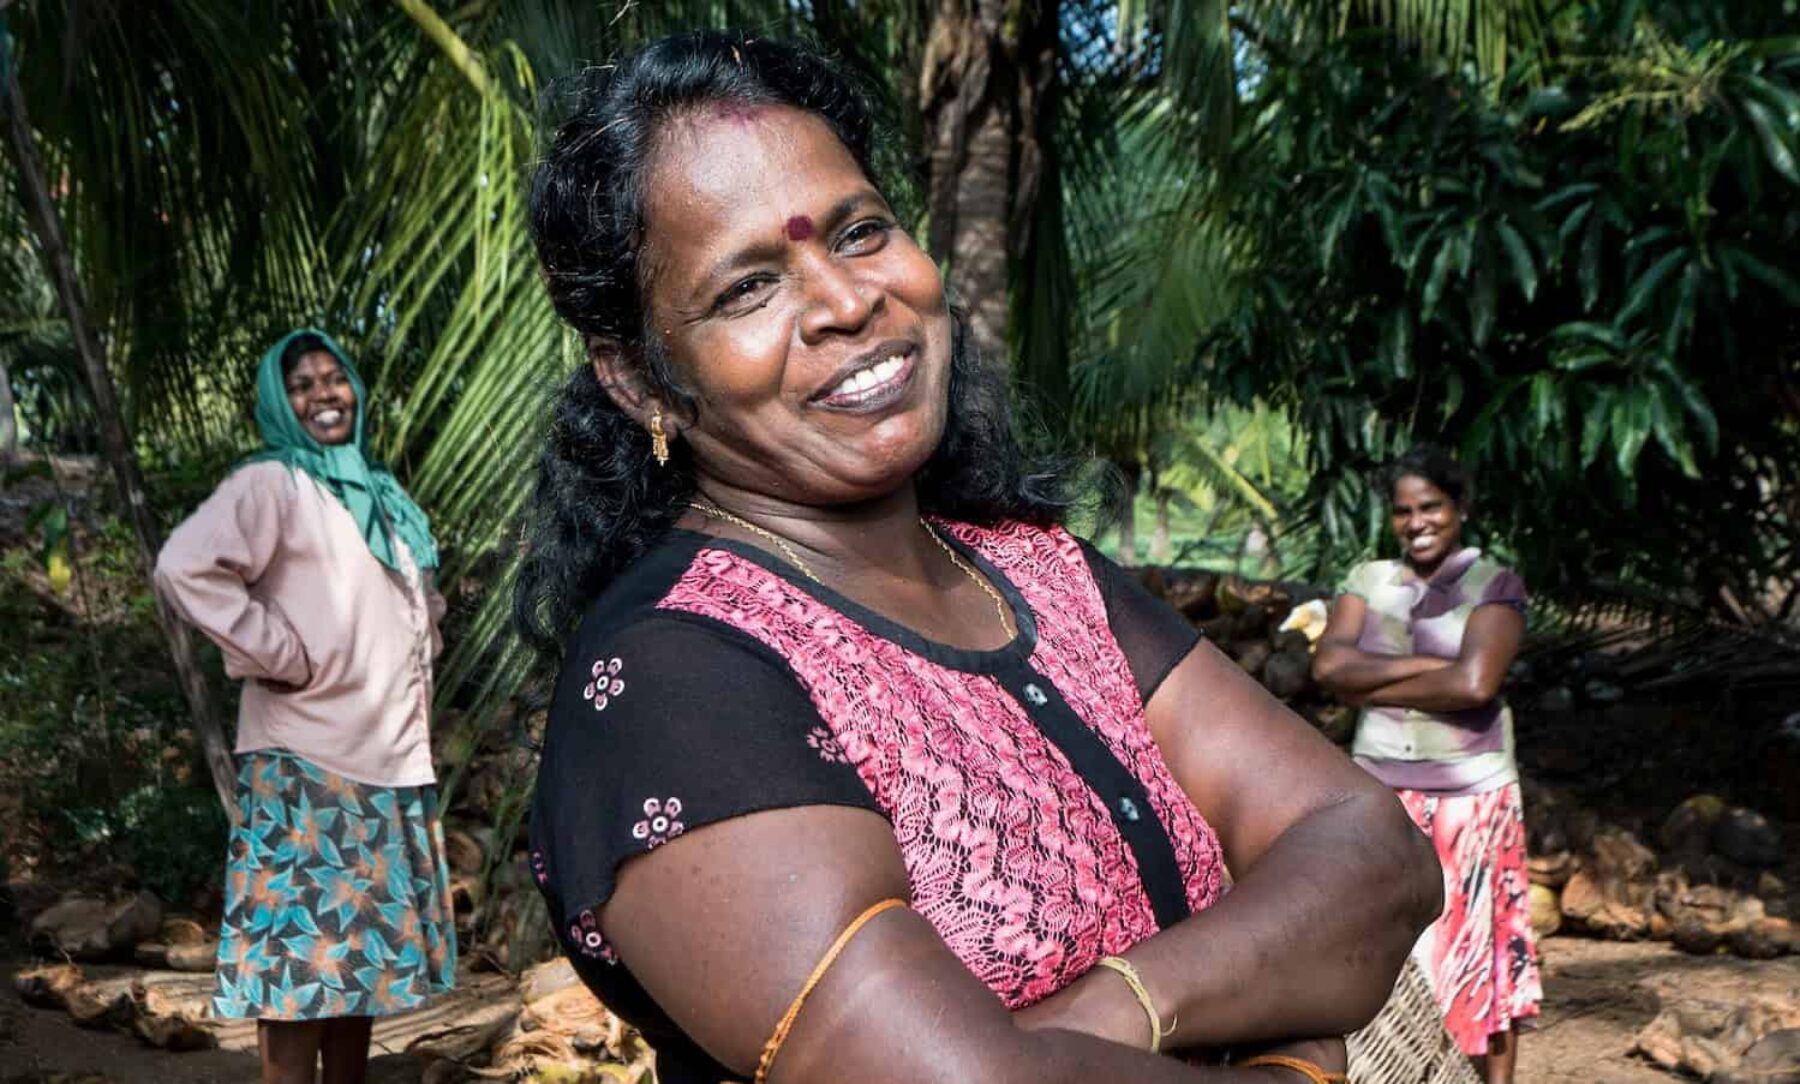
[1384,444,1472,509]
[514,30,1071,657]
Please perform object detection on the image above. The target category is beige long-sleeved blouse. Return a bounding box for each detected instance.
[154,461,443,787]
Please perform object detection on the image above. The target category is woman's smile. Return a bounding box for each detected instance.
[809,340,917,413]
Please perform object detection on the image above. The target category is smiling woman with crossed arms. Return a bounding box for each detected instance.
[514,32,1442,1084]
[1313,447,1542,1084]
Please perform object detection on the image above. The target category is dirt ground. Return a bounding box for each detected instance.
[1,935,1795,1083]
[0,958,516,1084]
[1520,937,1800,1083]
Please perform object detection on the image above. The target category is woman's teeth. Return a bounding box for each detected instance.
[828,355,905,398]
[311,409,344,427]
[1410,534,1438,551]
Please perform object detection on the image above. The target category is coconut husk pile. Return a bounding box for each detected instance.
[1132,568,1345,737]
[1526,784,1796,958]
[1634,994,1800,1083]
[12,957,652,1078]
[13,962,215,1052]
[16,885,219,976]
[25,891,164,963]
[468,959,653,1081]
[376,959,649,1081]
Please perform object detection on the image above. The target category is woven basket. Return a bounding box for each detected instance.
[1347,956,1479,1084]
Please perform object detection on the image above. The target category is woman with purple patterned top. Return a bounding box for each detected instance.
[1314,445,1543,1084]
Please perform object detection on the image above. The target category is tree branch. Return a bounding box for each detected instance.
[0,11,238,822]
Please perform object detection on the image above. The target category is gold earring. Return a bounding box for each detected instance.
[649,408,670,467]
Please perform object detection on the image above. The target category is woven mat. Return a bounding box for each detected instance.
[1347,956,1480,1084]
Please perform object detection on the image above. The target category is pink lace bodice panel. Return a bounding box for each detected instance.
[657,520,1225,1008]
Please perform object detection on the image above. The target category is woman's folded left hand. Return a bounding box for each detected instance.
[1012,971,1152,1049]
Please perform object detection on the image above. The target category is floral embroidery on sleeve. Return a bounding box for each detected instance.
[568,907,619,964]
[806,726,850,764]
[583,656,626,712]
[631,797,685,848]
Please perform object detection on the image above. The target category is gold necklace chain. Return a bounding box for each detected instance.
[689,498,1014,640]
[920,518,1014,640]
[690,498,822,580]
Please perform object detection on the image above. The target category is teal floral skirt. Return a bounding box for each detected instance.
[212,751,457,1020]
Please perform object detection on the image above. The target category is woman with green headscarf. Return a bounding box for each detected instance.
[156,330,456,1084]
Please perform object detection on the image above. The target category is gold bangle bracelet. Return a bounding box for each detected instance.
[1237,1053,1350,1083]
[755,898,906,1084]
[1093,955,1176,1054]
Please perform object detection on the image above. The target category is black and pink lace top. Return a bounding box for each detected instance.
[529,520,1226,1082]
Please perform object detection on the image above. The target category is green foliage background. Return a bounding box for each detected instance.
[1207,2,1800,618]
[1,0,1796,902]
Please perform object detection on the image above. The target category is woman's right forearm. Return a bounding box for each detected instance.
[1312,645,1450,694]
[1013,1027,1293,1084]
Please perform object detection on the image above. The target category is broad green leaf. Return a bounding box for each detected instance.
[1663,368,1721,454]
[1470,259,1498,348]
[1370,188,1404,260]
[1441,370,1465,423]
[1580,389,1611,469]
[1580,211,1606,312]
[1741,97,1800,185]
[1616,248,1686,328]
[1466,376,1527,454]
[1612,385,1652,477]
[1721,247,1800,304]
[1495,219,1538,302]
[1551,321,1628,350]
[1529,372,1563,438]
[1666,261,1702,352]
[1383,307,1414,379]
[1554,351,1617,372]
[1557,200,1595,247]
[1321,184,1359,267]
[1422,239,1457,322]
[1404,223,1441,275]
[1623,226,1677,255]
[1645,379,1700,479]
[1534,182,1601,213]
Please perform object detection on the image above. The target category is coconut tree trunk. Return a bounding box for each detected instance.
[1151,490,1174,565]
[1,18,238,822]
[919,0,1058,366]
[0,354,16,460]
[1115,456,1142,567]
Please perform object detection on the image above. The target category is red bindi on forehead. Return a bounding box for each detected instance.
[785,215,815,242]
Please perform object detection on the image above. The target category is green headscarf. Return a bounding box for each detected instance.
[240,328,439,572]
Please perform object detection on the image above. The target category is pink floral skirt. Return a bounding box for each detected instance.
[1396,782,1543,1056]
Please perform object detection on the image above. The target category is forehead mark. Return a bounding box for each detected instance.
[785,215,815,242]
